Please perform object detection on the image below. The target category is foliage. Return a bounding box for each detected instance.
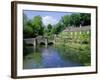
[61,13,91,27]
[23,13,91,39]
[80,13,91,26]
[31,15,44,37]
[54,22,63,34]
[23,13,91,67]
[61,15,71,27]
[23,19,33,38]
[70,13,81,26]
[47,24,53,36]
[23,13,28,26]
[79,31,90,44]
[23,15,44,38]
[55,43,91,66]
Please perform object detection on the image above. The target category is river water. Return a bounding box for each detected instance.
[23,45,84,69]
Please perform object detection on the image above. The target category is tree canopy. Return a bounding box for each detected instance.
[23,13,91,38]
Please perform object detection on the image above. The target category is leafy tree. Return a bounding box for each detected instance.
[23,20,33,38]
[23,13,28,26]
[23,13,91,39]
[61,15,71,27]
[47,24,52,32]
[31,15,42,26]
[45,24,53,37]
[31,15,44,37]
[80,13,91,26]
[70,13,81,27]
[23,14,33,38]
[51,27,56,34]
[54,22,63,34]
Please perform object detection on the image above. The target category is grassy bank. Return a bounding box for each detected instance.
[55,43,90,66]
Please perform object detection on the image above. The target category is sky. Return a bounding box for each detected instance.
[23,10,72,26]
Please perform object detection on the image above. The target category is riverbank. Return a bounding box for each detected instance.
[54,42,91,66]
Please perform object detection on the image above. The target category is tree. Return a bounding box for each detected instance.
[23,13,28,26]
[80,13,91,26]
[23,14,33,38]
[70,13,81,27]
[54,22,63,34]
[31,15,44,37]
[61,15,71,27]
[23,20,33,38]
[47,24,52,32]
[46,24,53,36]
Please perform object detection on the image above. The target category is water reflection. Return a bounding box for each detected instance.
[23,45,83,69]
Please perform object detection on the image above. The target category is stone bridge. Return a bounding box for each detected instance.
[24,36,56,47]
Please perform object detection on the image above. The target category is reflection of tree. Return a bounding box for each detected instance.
[24,46,43,68]
[23,40,28,56]
[55,44,90,66]
[32,51,42,67]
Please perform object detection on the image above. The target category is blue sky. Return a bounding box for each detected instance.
[23,10,72,26]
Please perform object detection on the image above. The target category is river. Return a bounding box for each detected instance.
[23,44,84,69]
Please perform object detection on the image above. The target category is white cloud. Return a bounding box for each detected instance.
[42,16,58,26]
